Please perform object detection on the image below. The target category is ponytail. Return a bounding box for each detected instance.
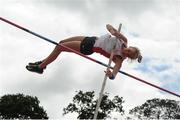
[137,54,142,63]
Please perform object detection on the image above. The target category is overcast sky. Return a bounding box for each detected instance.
[0,0,180,119]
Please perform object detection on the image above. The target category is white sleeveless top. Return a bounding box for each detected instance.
[93,34,126,59]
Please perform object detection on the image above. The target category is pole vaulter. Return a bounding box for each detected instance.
[0,17,179,99]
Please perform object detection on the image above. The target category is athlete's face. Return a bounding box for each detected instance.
[122,47,137,59]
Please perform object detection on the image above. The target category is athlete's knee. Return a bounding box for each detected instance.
[55,43,67,52]
[54,44,61,52]
[59,39,65,44]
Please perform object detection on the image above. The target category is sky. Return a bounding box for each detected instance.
[0,0,180,119]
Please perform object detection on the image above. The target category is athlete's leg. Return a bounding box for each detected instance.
[59,36,84,43]
[39,36,85,68]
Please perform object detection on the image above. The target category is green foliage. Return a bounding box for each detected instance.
[63,90,124,119]
[0,93,48,119]
[129,98,180,119]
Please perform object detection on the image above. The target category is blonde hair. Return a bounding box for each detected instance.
[129,46,142,63]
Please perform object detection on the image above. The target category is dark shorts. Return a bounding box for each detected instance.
[80,36,97,55]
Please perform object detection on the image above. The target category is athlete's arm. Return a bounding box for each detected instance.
[105,56,123,79]
[106,24,128,45]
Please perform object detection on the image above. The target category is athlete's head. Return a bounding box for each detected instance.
[122,46,142,63]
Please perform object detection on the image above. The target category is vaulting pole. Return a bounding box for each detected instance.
[0,17,179,99]
[93,23,122,119]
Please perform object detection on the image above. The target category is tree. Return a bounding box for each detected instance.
[129,98,180,119]
[0,93,48,119]
[63,90,124,119]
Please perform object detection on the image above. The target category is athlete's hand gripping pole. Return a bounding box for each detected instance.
[93,23,122,119]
